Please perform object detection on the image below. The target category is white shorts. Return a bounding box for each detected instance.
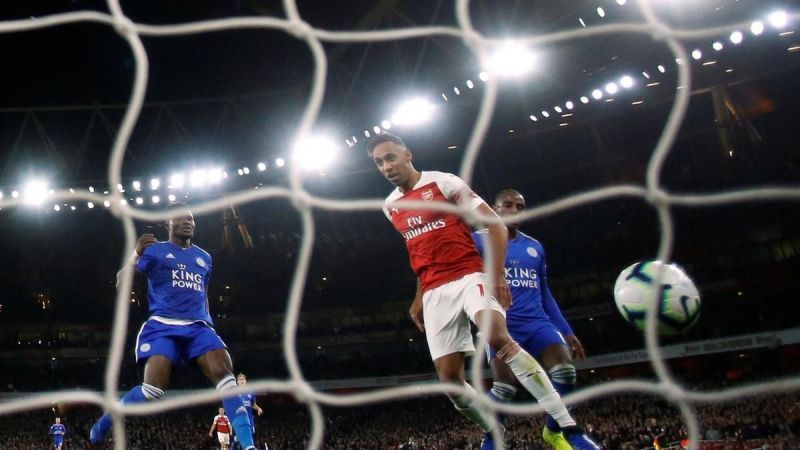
[422,272,505,360]
[217,432,230,445]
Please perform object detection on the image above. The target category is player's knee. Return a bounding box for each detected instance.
[548,363,576,385]
[485,331,513,352]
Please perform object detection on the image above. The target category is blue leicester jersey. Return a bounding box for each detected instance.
[241,392,256,421]
[136,241,213,324]
[50,423,66,438]
[472,230,573,335]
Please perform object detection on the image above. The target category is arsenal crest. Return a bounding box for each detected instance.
[422,189,433,201]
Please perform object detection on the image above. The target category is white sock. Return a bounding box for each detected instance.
[449,383,495,433]
[500,345,576,428]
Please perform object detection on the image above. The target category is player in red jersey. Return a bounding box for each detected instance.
[209,407,232,450]
[368,134,600,449]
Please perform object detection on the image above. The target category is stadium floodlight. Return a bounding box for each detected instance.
[580,96,590,104]
[479,71,489,81]
[132,180,141,191]
[466,80,474,89]
[616,0,626,4]
[167,194,176,202]
[116,183,124,192]
[70,205,76,211]
[87,202,95,209]
[620,75,635,88]
[53,204,61,212]
[373,125,381,134]
[381,119,392,130]
[453,87,461,95]
[237,168,244,176]
[565,100,574,110]
[190,169,208,187]
[150,178,160,190]
[769,10,788,29]
[692,49,703,60]
[242,167,250,175]
[208,168,223,184]
[597,7,606,17]
[152,196,160,204]
[135,197,144,205]
[12,191,19,198]
[364,130,371,138]
[541,111,550,118]
[0,191,3,199]
[486,41,536,77]
[275,158,285,168]
[257,162,267,172]
[89,186,95,193]
[169,173,185,189]
[22,179,49,206]
[592,89,603,100]
[751,20,765,35]
[292,135,341,172]
[605,82,619,95]
[658,64,666,73]
[713,41,724,51]
[554,106,563,113]
[390,98,437,127]
[103,200,111,208]
[529,115,538,121]
[730,31,743,44]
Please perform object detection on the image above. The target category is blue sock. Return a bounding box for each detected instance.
[219,376,254,449]
[90,383,164,444]
[486,381,516,437]
[546,364,576,432]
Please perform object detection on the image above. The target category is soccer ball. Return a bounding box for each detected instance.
[613,261,701,335]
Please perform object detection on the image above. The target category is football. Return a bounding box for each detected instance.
[613,261,701,335]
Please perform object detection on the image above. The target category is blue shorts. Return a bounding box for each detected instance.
[486,319,567,361]
[53,438,63,447]
[135,319,226,365]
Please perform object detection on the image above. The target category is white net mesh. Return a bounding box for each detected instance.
[1,1,800,449]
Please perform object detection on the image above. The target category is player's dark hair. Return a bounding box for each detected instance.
[237,372,246,379]
[495,189,523,204]
[164,201,191,225]
[366,133,406,155]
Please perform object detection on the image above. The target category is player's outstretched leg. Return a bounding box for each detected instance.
[433,353,503,446]
[88,383,165,444]
[197,349,256,450]
[477,311,600,450]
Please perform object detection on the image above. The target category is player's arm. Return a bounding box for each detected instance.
[475,202,511,309]
[208,417,218,437]
[409,279,424,333]
[253,398,263,416]
[116,233,157,288]
[539,247,585,359]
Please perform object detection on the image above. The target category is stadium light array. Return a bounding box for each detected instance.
[390,98,437,127]
[486,41,537,77]
[769,10,788,29]
[168,194,176,202]
[620,75,635,89]
[292,135,341,172]
[751,21,765,35]
[381,119,392,130]
[730,31,744,44]
[605,82,619,95]
[713,41,724,51]
[275,158,285,168]
[132,180,141,191]
[580,96,590,104]
[169,173,185,189]
[692,49,703,60]
[257,162,267,172]
[22,179,49,206]
[150,178,160,190]
[592,89,603,100]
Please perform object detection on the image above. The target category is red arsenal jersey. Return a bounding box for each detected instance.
[214,415,231,433]
[384,171,486,292]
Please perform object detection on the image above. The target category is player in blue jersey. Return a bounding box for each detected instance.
[230,373,263,450]
[85,203,256,449]
[49,417,66,450]
[473,189,597,450]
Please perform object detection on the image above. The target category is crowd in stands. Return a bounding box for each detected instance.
[0,383,797,449]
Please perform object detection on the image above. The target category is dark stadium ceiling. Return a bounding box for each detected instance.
[0,0,798,184]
